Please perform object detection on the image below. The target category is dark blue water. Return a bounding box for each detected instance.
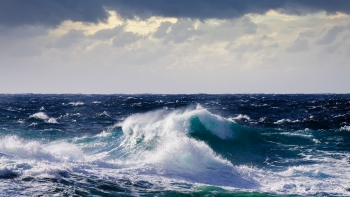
[1,94,350,196]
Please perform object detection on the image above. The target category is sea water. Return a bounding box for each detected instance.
[0,94,350,196]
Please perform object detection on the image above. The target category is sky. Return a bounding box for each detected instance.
[1,0,350,94]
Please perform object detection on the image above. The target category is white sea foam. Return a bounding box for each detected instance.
[340,125,350,131]
[0,136,84,180]
[46,118,58,124]
[68,102,84,106]
[229,114,251,121]
[98,111,110,117]
[257,157,350,195]
[17,119,25,124]
[28,112,58,124]
[29,112,49,120]
[29,123,37,126]
[279,132,314,139]
[259,117,267,122]
[274,119,299,124]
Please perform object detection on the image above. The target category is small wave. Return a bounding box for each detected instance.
[17,119,25,124]
[229,114,251,121]
[29,112,58,124]
[279,132,314,139]
[259,117,267,122]
[47,118,58,124]
[0,136,84,163]
[68,102,84,106]
[29,112,49,120]
[97,111,110,117]
[274,119,299,124]
[340,126,350,131]
[0,167,17,179]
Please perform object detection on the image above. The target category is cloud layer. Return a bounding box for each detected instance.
[1,1,350,93]
[1,0,350,27]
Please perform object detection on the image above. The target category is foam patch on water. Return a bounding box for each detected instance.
[0,136,83,161]
[257,157,350,195]
[68,102,84,106]
[47,118,58,124]
[29,112,58,124]
[229,114,251,121]
[29,112,49,120]
[274,119,300,124]
[340,125,350,131]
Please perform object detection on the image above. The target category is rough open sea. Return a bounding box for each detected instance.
[1,94,350,196]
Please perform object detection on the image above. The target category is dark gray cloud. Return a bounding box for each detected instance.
[286,38,309,53]
[48,29,85,48]
[112,32,141,47]
[91,25,125,40]
[162,19,203,44]
[317,26,345,45]
[153,21,172,39]
[1,0,350,28]
[107,0,350,20]
[0,0,109,27]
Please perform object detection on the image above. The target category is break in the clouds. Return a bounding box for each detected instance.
[1,1,350,93]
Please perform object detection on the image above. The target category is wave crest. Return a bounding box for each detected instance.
[122,105,234,141]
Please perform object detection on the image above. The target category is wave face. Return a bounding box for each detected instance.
[1,94,350,196]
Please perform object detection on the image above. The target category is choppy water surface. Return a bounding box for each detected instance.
[1,94,350,196]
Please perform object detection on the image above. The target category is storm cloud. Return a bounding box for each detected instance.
[1,0,350,27]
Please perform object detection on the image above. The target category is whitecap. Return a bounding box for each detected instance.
[98,111,110,117]
[274,119,299,124]
[229,114,251,121]
[46,118,58,124]
[17,119,25,124]
[259,117,267,122]
[29,123,37,127]
[68,102,84,106]
[340,125,350,131]
[29,112,49,120]
[122,104,234,141]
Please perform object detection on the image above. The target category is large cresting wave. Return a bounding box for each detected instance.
[119,105,258,188]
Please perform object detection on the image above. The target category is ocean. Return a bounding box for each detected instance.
[0,94,350,196]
